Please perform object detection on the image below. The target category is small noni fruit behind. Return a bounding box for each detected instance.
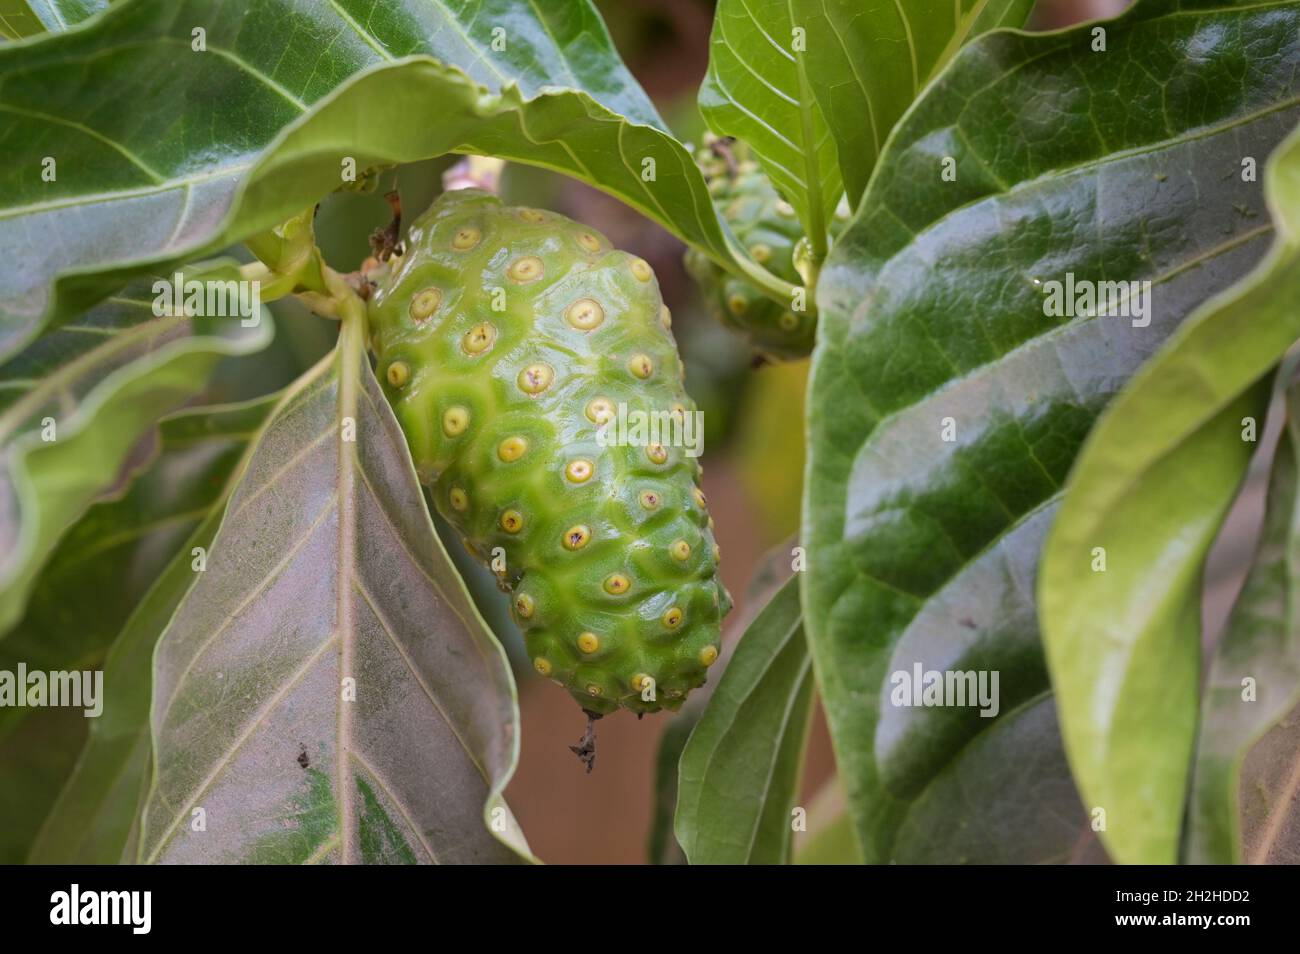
[368,188,731,717]
[685,138,848,360]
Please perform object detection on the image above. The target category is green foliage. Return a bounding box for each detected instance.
[0,0,757,362]
[803,0,1300,863]
[800,0,1033,209]
[675,576,812,864]
[7,0,1300,868]
[0,270,271,635]
[1042,123,1300,864]
[1188,376,1300,864]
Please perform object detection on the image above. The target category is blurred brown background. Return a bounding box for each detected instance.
[494,0,1135,864]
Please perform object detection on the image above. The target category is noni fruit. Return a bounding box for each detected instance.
[367,189,731,717]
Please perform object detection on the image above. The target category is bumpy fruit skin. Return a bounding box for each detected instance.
[368,189,730,715]
[686,144,847,360]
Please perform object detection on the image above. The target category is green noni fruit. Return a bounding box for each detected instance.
[367,189,730,717]
[685,140,848,360]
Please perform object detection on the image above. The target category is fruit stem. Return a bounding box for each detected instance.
[719,232,814,318]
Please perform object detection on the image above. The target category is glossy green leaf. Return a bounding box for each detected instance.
[803,0,1300,864]
[0,269,271,635]
[801,0,1033,209]
[25,395,276,864]
[1187,380,1300,864]
[140,318,529,864]
[1043,123,1300,864]
[0,0,732,361]
[676,577,814,865]
[699,0,843,248]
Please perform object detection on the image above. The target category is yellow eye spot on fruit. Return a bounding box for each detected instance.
[713,543,722,563]
[646,443,668,465]
[517,363,555,395]
[670,539,691,561]
[629,257,653,282]
[660,304,672,329]
[500,509,524,533]
[629,354,654,379]
[775,199,796,218]
[586,397,615,425]
[565,459,593,483]
[727,293,748,316]
[409,288,442,322]
[449,486,469,512]
[386,361,410,388]
[639,490,661,510]
[507,256,544,283]
[631,672,652,691]
[518,208,547,224]
[442,406,469,437]
[700,645,719,667]
[463,321,496,355]
[779,311,799,331]
[534,657,552,676]
[515,594,535,619]
[451,227,481,250]
[565,297,605,331]
[604,573,631,595]
[576,231,603,253]
[749,243,772,264]
[563,525,591,550]
[662,607,684,629]
[708,516,716,531]
[498,436,528,462]
[577,632,600,654]
[693,488,707,509]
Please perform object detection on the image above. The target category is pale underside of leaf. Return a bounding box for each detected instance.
[0,0,696,361]
[141,322,525,864]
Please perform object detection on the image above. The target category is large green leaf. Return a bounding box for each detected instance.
[0,269,271,635]
[675,577,814,865]
[0,0,736,361]
[803,0,1300,864]
[1187,379,1300,864]
[1042,123,1300,864]
[140,317,529,864]
[801,0,1033,210]
[699,0,843,250]
[0,394,276,741]
[25,396,276,864]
